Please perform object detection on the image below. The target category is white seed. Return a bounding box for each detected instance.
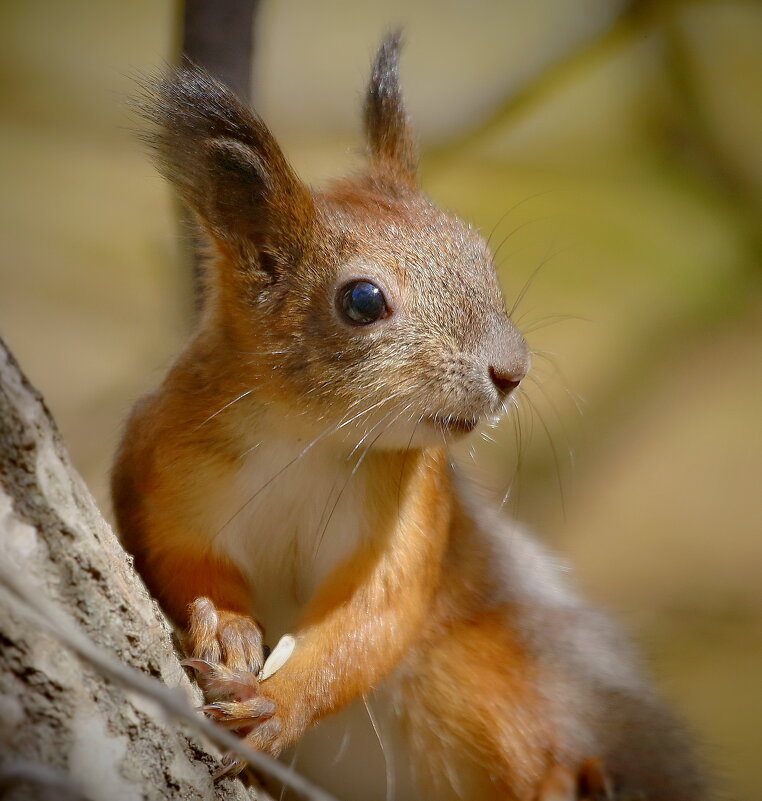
[259,634,296,681]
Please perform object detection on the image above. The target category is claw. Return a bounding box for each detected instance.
[183,657,260,702]
[181,658,216,677]
[222,673,260,701]
[202,698,276,722]
[213,755,245,781]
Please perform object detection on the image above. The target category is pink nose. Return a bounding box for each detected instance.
[488,365,525,396]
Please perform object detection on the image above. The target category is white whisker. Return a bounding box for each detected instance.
[364,695,395,801]
[194,388,255,430]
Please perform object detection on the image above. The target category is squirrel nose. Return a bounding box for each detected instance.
[488,364,526,397]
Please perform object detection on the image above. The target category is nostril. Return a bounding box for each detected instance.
[489,366,524,396]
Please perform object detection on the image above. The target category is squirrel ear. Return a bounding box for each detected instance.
[363,31,417,187]
[139,64,313,266]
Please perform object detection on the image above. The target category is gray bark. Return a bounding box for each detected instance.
[0,337,254,801]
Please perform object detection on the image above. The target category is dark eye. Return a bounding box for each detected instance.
[338,280,389,325]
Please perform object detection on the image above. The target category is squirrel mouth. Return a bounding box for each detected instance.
[428,415,479,435]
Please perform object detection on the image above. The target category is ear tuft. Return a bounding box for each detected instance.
[363,30,417,185]
[135,62,313,261]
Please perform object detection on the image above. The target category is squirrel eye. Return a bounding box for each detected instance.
[338,280,389,325]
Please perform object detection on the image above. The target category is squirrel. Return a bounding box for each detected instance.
[112,33,711,801]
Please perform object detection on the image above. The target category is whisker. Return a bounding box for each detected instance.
[337,390,407,431]
[347,397,408,461]
[364,695,395,801]
[491,216,546,267]
[525,374,576,472]
[485,189,556,248]
[397,414,424,515]
[522,390,567,518]
[194,388,255,431]
[213,395,403,540]
[313,399,415,561]
[509,245,568,319]
[520,313,589,334]
[278,745,301,801]
[501,391,527,510]
[530,351,586,418]
[331,721,352,767]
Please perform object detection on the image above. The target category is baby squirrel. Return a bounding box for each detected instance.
[112,34,710,801]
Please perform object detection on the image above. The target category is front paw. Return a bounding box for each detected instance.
[209,673,307,777]
[183,657,284,771]
[203,695,277,734]
[183,656,265,705]
[187,596,265,674]
[206,695,296,779]
[212,715,286,778]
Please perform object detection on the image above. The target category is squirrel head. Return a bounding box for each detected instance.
[143,33,529,447]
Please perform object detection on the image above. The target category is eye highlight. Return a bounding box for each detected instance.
[338,280,390,325]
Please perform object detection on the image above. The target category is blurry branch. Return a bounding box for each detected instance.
[182,0,259,102]
[179,0,261,312]
[0,762,88,801]
[662,6,762,257]
[0,556,339,801]
[425,0,648,169]
[428,0,762,264]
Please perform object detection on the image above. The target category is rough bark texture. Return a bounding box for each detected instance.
[0,336,254,801]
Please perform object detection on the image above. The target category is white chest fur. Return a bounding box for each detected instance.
[209,431,370,642]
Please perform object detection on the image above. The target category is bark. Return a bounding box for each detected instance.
[181,0,261,308]
[0,337,256,801]
[182,0,259,104]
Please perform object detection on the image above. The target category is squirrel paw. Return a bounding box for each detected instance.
[536,759,617,801]
[186,596,265,675]
[201,696,277,731]
[184,657,286,774]
[212,717,285,779]
[182,657,262,702]
[183,602,301,774]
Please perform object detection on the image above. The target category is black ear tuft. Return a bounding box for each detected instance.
[363,30,417,184]
[135,62,313,261]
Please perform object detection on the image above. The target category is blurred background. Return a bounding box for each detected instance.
[0,0,760,797]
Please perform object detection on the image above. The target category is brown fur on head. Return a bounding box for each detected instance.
[141,34,529,448]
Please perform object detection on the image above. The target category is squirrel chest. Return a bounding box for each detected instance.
[210,428,373,641]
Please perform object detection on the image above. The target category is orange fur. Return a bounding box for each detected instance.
[404,612,556,800]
